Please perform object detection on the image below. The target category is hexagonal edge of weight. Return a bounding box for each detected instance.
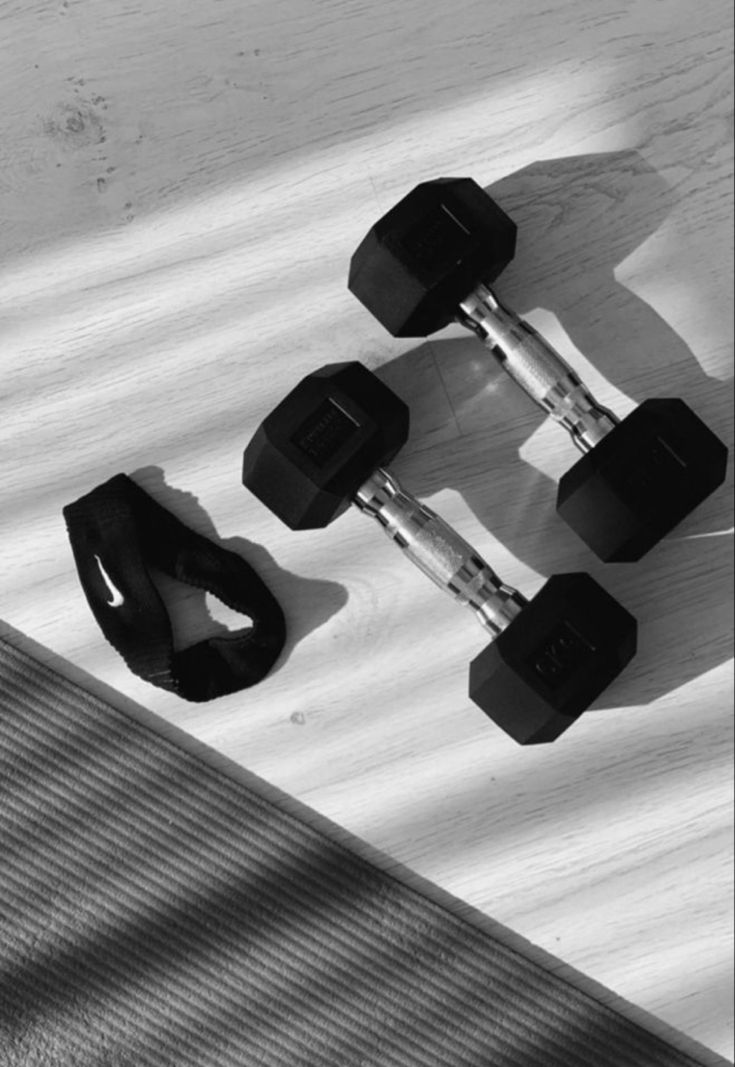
[242,362,410,530]
[469,574,637,744]
[468,642,581,745]
[558,399,730,561]
[349,177,517,338]
[556,449,645,562]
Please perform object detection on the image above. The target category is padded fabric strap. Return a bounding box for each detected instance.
[63,474,286,701]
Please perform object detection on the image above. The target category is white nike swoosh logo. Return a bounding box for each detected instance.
[94,555,125,607]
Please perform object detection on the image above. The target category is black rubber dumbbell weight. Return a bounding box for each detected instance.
[242,361,637,744]
[348,178,729,562]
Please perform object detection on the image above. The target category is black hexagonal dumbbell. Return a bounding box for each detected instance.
[348,178,729,562]
[242,361,637,744]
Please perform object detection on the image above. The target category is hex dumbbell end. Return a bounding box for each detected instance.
[348,177,517,337]
[557,399,729,562]
[469,574,637,745]
[242,362,410,530]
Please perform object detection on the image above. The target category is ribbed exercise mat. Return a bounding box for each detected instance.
[0,636,708,1067]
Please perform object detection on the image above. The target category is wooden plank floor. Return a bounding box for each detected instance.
[1,0,733,1059]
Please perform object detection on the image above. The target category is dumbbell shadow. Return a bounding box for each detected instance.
[485,152,732,430]
[131,466,348,673]
[484,151,733,541]
[378,336,583,575]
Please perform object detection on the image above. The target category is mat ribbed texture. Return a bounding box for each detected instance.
[0,636,705,1067]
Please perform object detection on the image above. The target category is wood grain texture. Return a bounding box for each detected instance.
[1,0,732,1059]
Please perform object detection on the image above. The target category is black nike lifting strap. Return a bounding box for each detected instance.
[63,474,286,701]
